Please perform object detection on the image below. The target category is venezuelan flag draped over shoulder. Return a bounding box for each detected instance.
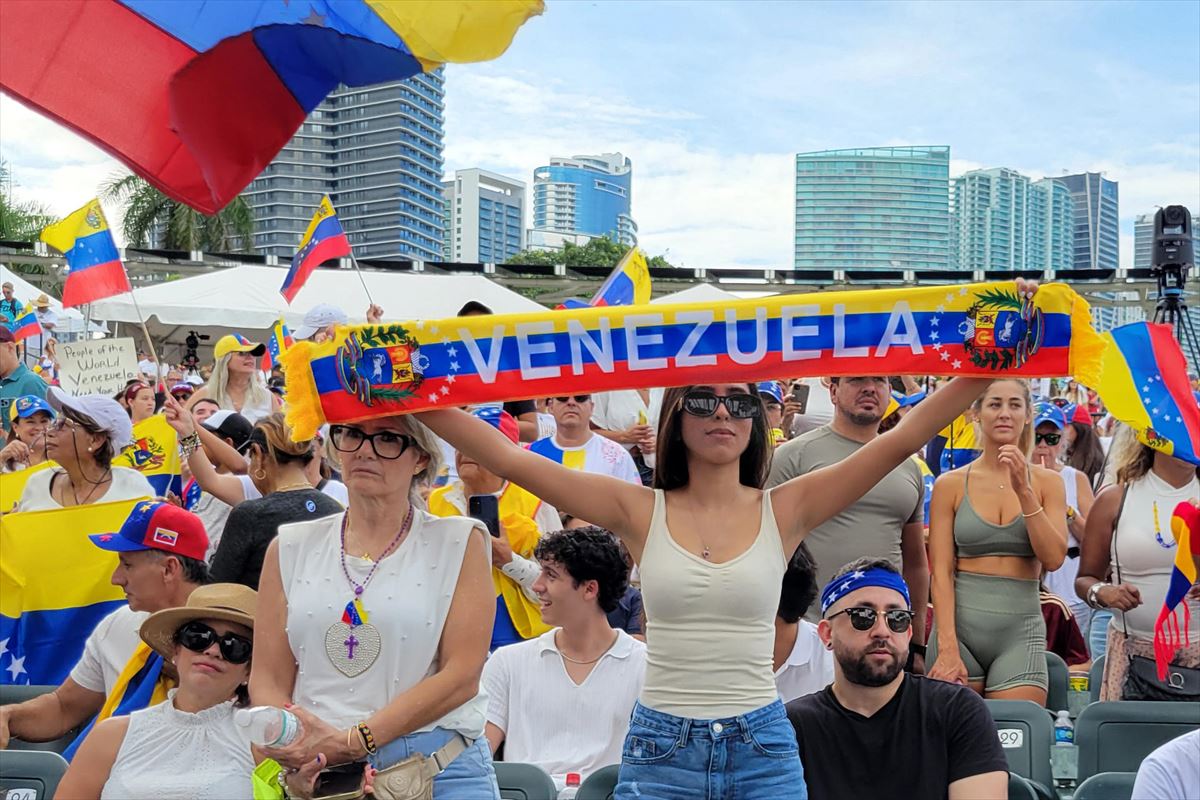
[0,500,141,685]
[281,197,352,304]
[113,415,182,497]
[1154,502,1200,680]
[1095,321,1200,465]
[41,200,131,308]
[283,281,1106,441]
[0,1,543,214]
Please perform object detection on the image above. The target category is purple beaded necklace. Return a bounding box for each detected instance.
[339,505,415,597]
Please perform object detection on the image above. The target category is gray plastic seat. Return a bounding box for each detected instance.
[1073,771,1136,800]
[1008,772,1038,800]
[1045,651,1069,713]
[577,765,619,800]
[1076,700,1200,781]
[493,761,558,800]
[0,685,83,754]
[1088,655,1105,703]
[985,699,1054,800]
[0,749,70,798]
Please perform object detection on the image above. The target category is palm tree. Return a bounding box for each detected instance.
[0,159,56,242]
[100,172,254,252]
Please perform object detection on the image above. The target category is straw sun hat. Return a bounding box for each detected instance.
[140,583,257,662]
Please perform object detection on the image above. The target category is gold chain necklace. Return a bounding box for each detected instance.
[556,630,619,665]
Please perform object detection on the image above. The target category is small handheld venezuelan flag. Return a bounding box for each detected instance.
[1154,501,1200,680]
[264,318,296,371]
[41,199,131,308]
[280,197,351,304]
[8,310,40,342]
[557,248,652,309]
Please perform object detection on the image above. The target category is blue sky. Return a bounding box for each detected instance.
[3,0,1198,268]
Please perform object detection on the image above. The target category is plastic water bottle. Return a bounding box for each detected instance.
[1053,710,1074,745]
[558,772,582,799]
[234,706,303,747]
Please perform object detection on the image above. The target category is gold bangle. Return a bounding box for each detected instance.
[1022,505,1045,518]
[347,727,355,754]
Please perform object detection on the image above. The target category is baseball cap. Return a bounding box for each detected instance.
[892,390,927,408]
[46,386,134,449]
[471,406,519,444]
[1063,403,1093,426]
[1033,401,1067,430]
[214,334,266,359]
[169,382,194,397]
[9,395,54,422]
[90,500,209,562]
[201,409,254,452]
[757,381,783,404]
[294,303,348,340]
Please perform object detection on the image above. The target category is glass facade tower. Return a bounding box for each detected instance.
[532,153,636,246]
[1058,172,1119,270]
[950,168,1072,271]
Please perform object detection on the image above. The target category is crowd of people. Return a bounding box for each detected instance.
[1,280,1198,800]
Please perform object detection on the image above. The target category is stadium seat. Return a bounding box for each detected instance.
[0,685,83,755]
[578,765,619,800]
[1008,772,1038,800]
[1073,771,1136,800]
[1089,655,1105,703]
[1045,651,1069,713]
[493,762,557,800]
[1076,700,1200,781]
[0,749,69,799]
[985,699,1055,800]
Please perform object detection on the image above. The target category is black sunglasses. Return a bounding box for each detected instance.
[827,606,914,633]
[681,391,761,419]
[1035,432,1062,446]
[553,395,592,403]
[175,621,252,664]
[329,424,416,460]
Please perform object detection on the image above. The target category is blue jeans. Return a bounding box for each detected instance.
[1089,609,1113,660]
[616,700,806,799]
[371,727,500,800]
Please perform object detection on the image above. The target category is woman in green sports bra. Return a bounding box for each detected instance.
[927,378,1069,705]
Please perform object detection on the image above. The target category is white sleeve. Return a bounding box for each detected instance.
[69,613,113,693]
[1132,750,1189,800]
[534,500,562,537]
[615,448,642,485]
[481,649,511,734]
[500,553,542,596]
[591,392,617,431]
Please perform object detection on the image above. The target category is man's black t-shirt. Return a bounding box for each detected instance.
[786,675,1008,800]
[210,489,342,589]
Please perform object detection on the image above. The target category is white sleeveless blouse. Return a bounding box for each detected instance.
[277,510,488,737]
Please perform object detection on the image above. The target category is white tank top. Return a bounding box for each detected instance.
[100,692,254,800]
[1044,467,1082,607]
[277,510,488,737]
[1111,471,1200,638]
[638,489,785,718]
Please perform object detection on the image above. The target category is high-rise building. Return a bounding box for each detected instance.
[794,146,951,271]
[532,153,636,246]
[1058,172,1119,270]
[247,74,446,263]
[1134,210,1200,269]
[950,169,1072,271]
[441,169,526,263]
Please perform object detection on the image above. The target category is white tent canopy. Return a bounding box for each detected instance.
[0,265,106,337]
[88,265,544,359]
[650,284,740,305]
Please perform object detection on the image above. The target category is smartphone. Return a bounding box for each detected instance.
[789,383,810,415]
[313,762,367,800]
[469,494,502,538]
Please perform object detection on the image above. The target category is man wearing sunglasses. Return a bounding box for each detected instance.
[766,376,929,669]
[0,502,209,751]
[786,559,1007,800]
[529,395,641,484]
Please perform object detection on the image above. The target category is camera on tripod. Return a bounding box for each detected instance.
[183,329,209,371]
[1150,205,1197,366]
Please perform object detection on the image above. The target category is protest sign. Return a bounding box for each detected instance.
[58,337,139,396]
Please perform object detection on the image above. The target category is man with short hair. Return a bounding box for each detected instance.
[0,282,22,324]
[786,559,1008,800]
[0,326,48,432]
[529,394,640,484]
[483,527,647,791]
[0,502,208,749]
[766,376,929,668]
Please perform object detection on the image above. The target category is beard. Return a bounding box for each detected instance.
[837,398,884,427]
[835,639,904,687]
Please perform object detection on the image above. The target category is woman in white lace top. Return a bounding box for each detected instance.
[57,584,258,800]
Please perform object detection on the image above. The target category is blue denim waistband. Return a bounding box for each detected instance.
[629,699,787,742]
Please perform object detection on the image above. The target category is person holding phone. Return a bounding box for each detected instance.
[429,408,561,651]
[250,412,501,800]
[415,279,1040,800]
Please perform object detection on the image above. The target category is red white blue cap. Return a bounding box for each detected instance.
[757,382,783,404]
[9,394,54,422]
[90,500,209,562]
[471,406,519,444]
[1033,400,1067,430]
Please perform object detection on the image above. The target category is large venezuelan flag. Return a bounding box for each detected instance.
[0,500,143,685]
[1095,322,1200,465]
[281,198,352,303]
[40,200,131,308]
[0,1,543,214]
[113,415,182,497]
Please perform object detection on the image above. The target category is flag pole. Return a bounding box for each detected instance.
[348,252,376,310]
[127,284,163,390]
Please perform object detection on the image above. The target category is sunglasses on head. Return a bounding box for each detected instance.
[174,621,252,664]
[1035,432,1061,445]
[827,606,914,633]
[681,390,761,419]
[553,395,591,403]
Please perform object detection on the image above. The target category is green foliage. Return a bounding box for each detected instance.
[0,159,55,242]
[100,172,254,252]
[503,236,676,269]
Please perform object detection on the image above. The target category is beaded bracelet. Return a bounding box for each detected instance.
[356,722,378,755]
[179,432,202,458]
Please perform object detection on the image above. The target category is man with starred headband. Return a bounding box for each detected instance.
[785,558,1009,800]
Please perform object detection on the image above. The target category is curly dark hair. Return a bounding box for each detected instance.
[534,527,629,613]
[778,542,818,624]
